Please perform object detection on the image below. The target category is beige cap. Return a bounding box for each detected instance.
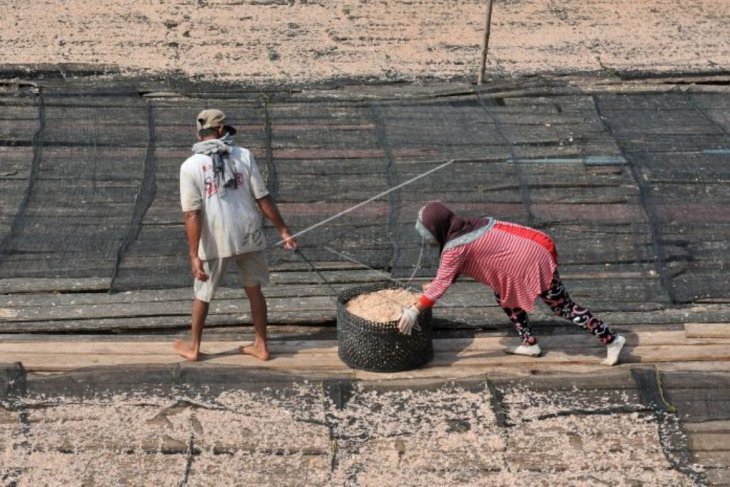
[196,109,237,135]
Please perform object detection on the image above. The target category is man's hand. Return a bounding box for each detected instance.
[256,195,297,250]
[183,210,206,280]
[398,306,421,335]
[190,255,208,282]
[280,229,298,250]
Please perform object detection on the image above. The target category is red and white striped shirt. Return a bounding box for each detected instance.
[420,221,558,312]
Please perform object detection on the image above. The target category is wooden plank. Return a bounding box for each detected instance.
[43,125,149,148]
[0,284,351,306]
[0,340,339,356]
[620,134,729,154]
[0,332,712,356]
[488,367,637,391]
[629,344,730,363]
[660,371,730,389]
[0,277,111,293]
[0,313,335,333]
[689,433,730,452]
[0,121,35,141]
[638,152,730,181]
[693,450,730,468]
[271,129,380,148]
[2,299,728,333]
[274,157,391,176]
[532,202,646,223]
[435,332,730,349]
[673,272,730,303]
[0,294,686,327]
[596,94,698,111]
[111,266,395,292]
[503,95,596,111]
[649,181,730,203]
[425,344,730,366]
[0,104,37,120]
[0,352,351,373]
[529,187,637,205]
[686,323,730,339]
[658,362,730,375]
[691,94,730,110]
[667,388,730,403]
[704,109,730,133]
[704,467,730,486]
[355,363,610,380]
[664,390,730,422]
[685,421,730,434]
[0,345,589,373]
[1,333,729,373]
[0,295,334,322]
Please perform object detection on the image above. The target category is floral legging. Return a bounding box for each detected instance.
[496,271,616,346]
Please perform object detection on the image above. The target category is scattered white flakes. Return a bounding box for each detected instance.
[0,383,700,485]
[345,288,418,322]
[0,308,17,318]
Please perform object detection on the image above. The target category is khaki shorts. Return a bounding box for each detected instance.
[194,250,270,303]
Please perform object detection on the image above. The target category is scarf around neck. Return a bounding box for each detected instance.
[417,202,489,251]
[192,133,236,194]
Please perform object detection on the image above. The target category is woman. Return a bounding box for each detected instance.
[398,202,626,366]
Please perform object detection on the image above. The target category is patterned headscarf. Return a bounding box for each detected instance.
[192,133,237,195]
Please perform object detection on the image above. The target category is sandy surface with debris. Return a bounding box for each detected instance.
[1,0,728,84]
[0,383,700,485]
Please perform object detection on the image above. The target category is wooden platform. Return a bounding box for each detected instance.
[1,77,728,335]
[0,324,727,379]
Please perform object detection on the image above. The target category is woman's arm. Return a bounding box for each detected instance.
[418,249,464,308]
[398,249,464,334]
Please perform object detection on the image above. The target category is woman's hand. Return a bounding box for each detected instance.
[398,305,421,335]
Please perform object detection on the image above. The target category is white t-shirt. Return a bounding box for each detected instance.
[180,147,270,260]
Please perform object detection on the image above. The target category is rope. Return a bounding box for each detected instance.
[274,159,456,246]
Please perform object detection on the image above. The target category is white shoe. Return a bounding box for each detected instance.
[505,343,542,357]
[601,335,626,366]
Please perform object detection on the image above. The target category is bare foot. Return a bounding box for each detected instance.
[174,340,200,361]
[240,342,270,361]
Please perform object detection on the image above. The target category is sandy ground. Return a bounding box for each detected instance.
[0,0,728,84]
[0,383,700,486]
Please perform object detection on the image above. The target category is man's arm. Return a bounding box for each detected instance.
[184,210,208,281]
[256,195,297,250]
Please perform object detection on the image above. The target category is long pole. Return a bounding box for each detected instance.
[275,159,456,245]
[477,0,495,85]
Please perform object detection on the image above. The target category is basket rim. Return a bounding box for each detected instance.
[337,282,412,327]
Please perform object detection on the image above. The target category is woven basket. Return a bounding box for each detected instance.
[337,282,433,372]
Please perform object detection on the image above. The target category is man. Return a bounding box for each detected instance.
[175,109,296,361]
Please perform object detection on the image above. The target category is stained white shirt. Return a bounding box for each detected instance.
[180,147,269,260]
